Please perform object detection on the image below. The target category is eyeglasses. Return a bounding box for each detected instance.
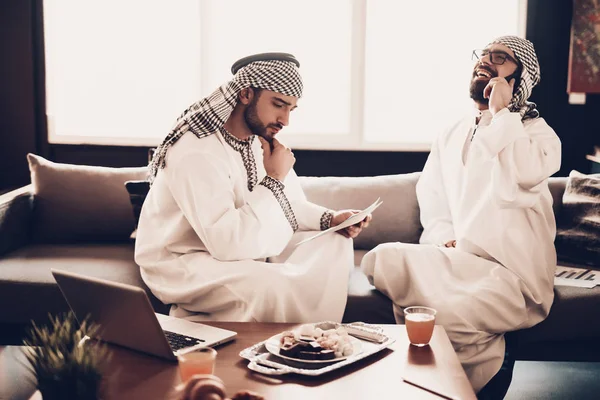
[472,49,519,66]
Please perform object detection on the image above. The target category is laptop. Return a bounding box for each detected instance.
[51,269,237,361]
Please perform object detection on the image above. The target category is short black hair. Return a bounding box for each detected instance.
[250,87,263,97]
[240,87,263,103]
[244,87,263,105]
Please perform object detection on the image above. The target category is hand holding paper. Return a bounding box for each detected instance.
[296,198,383,246]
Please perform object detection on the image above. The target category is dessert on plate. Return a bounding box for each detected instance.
[277,323,354,361]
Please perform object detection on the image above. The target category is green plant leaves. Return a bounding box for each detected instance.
[22,312,109,399]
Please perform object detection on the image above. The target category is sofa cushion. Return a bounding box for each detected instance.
[300,174,423,250]
[554,171,600,266]
[514,277,600,347]
[0,243,169,324]
[124,180,151,228]
[27,154,147,243]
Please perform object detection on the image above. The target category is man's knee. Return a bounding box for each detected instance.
[362,242,413,268]
[360,242,415,288]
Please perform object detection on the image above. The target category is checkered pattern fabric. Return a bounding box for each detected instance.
[490,36,541,120]
[320,210,334,231]
[220,128,258,192]
[149,59,303,182]
[259,176,299,231]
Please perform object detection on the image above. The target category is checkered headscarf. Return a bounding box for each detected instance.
[148,59,303,182]
[490,36,541,120]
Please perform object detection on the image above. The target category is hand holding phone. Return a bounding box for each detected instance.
[484,77,515,115]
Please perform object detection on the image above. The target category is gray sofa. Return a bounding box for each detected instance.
[1,159,599,362]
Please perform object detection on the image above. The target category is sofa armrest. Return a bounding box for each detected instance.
[0,185,34,256]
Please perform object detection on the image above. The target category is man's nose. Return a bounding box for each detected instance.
[479,54,492,66]
[278,110,290,126]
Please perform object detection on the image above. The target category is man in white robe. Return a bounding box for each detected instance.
[135,53,370,324]
[360,36,561,395]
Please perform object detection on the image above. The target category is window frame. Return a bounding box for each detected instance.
[46,0,528,151]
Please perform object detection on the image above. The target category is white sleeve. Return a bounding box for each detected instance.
[283,169,333,231]
[416,137,456,245]
[472,109,562,208]
[166,153,294,261]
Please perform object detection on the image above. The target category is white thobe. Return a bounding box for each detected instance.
[135,130,353,323]
[361,108,561,392]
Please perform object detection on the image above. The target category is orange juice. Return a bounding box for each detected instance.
[178,348,217,381]
[405,312,435,346]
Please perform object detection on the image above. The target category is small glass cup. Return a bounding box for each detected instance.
[177,347,217,382]
[404,306,437,347]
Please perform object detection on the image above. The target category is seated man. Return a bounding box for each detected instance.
[360,36,561,395]
[135,53,370,323]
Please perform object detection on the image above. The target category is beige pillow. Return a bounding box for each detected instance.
[27,154,148,243]
[555,170,600,266]
[299,173,423,250]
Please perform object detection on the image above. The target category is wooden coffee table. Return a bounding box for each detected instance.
[0,322,476,399]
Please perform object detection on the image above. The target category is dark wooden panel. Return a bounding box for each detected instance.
[293,150,428,177]
[49,144,150,168]
[48,144,428,176]
[0,0,37,191]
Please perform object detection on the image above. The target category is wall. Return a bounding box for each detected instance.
[0,0,598,192]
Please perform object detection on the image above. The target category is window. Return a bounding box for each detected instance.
[363,0,524,150]
[44,0,526,150]
[44,0,202,146]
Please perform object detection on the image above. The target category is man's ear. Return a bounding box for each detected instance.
[239,88,254,105]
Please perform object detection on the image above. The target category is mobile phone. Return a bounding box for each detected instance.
[504,70,521,94]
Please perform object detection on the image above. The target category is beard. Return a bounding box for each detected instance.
[469,78,489,105]
[244,100,268,139]
[469,65,496,105]
[243,100,282,142]
[469,66,521,105]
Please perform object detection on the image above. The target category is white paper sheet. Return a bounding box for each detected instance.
[296,198,383,246]
[554,265,599,288]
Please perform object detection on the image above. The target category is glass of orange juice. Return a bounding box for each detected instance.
[404,306,436,347]
[177,347,217,382]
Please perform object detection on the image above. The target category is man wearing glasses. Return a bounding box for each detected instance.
[361,36,561,398]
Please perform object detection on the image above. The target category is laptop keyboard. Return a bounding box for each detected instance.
[164,330,205,351]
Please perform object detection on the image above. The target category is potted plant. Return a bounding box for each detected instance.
[22,312,109,400]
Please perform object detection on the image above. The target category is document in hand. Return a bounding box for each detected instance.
[296,198,383,246]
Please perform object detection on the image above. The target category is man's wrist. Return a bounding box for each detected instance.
[267,174,285,184]
[320,210,335,231]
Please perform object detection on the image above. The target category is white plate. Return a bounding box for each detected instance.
[265,333,363,364]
